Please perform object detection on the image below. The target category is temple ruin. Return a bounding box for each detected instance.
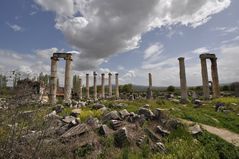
[200,53,220,99]
[49,53,73,104]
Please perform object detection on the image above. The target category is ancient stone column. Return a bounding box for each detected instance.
[108,73,112,98]
[93,72,97,100]
[101,73,105,99]
[200,56,210,100]
[79,78,82,100]
[86,74,90,99]
[147,73,153,99]
[64,54,72,101]
[211,58,220,98]
[178,57,188,102]
[115,73,119,99]
[49,56,58,104]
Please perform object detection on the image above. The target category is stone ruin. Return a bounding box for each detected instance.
[48,52,223,104]
[49,53,73,104]
[200,53,220,99]
[178,53,220,102]
[49,53,120,104]
[16,79,45,100]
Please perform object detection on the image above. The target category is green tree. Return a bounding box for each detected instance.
[120,84,133,93]
[222,85,230,91]
[167,85,175,92]
[73,75,80,93]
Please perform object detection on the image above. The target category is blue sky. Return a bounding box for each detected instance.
[0,0,239,86]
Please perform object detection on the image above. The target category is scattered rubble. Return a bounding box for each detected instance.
[189,124,202,135]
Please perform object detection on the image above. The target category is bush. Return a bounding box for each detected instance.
[167,86,175,92]
[79,108,103,122]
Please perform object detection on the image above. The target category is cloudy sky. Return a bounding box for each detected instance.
[0,0,239,86]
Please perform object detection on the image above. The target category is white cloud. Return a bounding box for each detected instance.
[30,11,37,16]
[35,48,59,59]
[221,35,239,44]
[192,47,210,54]
[67,50,80,54]
[218,45,239,83]
[34,0,231,70]
[166,29,184,38]
[120,70,136,83]
[214,26,239,33]
[34,0,74,16]
[144,43,164,60]
[6,23,23,32]
[117,65,125,71]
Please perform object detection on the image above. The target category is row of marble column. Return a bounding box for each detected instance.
[50,71,119,104]
[178,54,220,102]
[82,72,119,100]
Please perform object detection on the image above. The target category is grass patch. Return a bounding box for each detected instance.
[104,97,239,133]
[79,108,103,122]
[152,127,239,159]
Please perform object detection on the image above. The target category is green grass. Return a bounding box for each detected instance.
[152,127,239,159]
[103,97,239,133]
[79,108,103,122]
[98,127,239,159]
[1,97,239,159]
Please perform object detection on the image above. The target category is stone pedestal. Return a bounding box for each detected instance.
[101,73,105,99]
[86,74,90,99]
[178,57,188,102]
[49,56,58,104]
[108,73,112,98]
[64,55,72,100]
[115,73,119,99]
[93,72,97,100]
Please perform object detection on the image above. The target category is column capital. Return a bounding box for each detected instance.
[64,54,73,61]
[108,72,112,76]
[93,72,97,76]
[210,57,217,61]
[178,57,185,61]
[115,73,119,76]
[51,56,59,61]
[101,73,105,76]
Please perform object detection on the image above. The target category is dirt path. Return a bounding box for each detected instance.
[180,119,239,147]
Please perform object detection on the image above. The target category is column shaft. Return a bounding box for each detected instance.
[64,55,72,100]
[147,73,153,99]
[115,73,119,99]
[211,58,220,98]
[49,57,58,104]
[101,74,105,99]
[178,57,188,102]
[86,74,90,99]
[108,73,112,98]
[79,78,82,99]
[93,72,97,100]
[200,58,210,100]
